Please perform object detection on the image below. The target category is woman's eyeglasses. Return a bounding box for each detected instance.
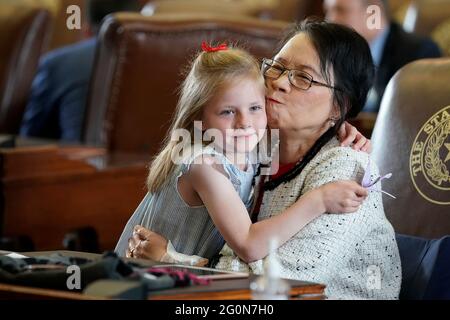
[261,58,342,92]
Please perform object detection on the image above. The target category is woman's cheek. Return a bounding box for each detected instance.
[266,107,280,128]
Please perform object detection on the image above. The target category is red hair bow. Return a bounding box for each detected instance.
[201,41,228,52]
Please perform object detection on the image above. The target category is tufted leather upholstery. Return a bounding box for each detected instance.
[0,6,51,134]
[83,13,288,154]
[371,58,450,238]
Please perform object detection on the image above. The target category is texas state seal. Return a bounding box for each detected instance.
[410,106,450,205]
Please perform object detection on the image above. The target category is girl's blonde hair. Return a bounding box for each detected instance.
[147,46,264,193]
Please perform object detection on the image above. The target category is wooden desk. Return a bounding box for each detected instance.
[0,250,326,300]
[0,137,149,251]
[148,277,325,300]
[0,278,325,300]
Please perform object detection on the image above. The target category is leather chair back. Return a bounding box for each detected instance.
[371,58,450,238]
[432,18,450,56]
[141,0,276,19]
[0,6,51,134]
[84,13,288,154]
[142,0,324,22]
[403,0,450,37]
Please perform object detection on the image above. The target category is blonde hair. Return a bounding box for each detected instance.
[147,46,264,193]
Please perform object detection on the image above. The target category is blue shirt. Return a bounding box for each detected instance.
[370,26,390,67]
[363,27,390,113]
[20,38,97,142]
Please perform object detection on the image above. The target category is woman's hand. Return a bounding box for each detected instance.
[126,225,209,266]
[338,122,371,153]
[315,180,368,213]
[126,225,168,261]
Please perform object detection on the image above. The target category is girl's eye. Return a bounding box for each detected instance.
[250,105,263,111]
[220,109,234,116]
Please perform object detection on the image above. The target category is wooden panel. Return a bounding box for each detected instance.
[0,278,325,300]
[0,145,149,251]
[148,282,326,300]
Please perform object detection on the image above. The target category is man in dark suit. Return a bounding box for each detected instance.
[324,0,442,113]
[20,0,141,142]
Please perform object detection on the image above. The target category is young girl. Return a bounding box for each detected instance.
[115,43,368,265]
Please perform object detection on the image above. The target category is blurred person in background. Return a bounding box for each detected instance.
[20,0,141,142]
[324,0,441,113]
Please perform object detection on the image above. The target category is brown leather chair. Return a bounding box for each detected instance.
[403,0,450,37]
[0,6,51,134]
[141,0,277,19]
[83,13,288,155]
[432,18,450,56]
[271,0,325,22]
[389,0,413,24]
[371,58,450,239]
[142,0,325,22]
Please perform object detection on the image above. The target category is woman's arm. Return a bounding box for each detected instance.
[127,225,209,266]
[129,177,367,263]
[128,153,367,263]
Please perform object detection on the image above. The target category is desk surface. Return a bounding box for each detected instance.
[0,251,326,300]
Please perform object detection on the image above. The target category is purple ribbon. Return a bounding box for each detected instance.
[361,159,396,199]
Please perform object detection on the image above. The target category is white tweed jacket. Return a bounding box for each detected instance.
[215,138,402,300]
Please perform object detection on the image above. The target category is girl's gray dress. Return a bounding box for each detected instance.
[115,148,256,260]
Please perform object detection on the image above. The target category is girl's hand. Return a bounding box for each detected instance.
[338,122,371,153]
[316,180,368,213]
[126,225,168,261]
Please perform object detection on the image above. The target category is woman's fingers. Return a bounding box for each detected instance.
[345,205,361,213]
[342,198,362,208]
[195,258,210,267]
[125,248,132,258]
[339,123,357,147]
[337,122,371,152]
[354,186,368,198]
[340,196,363,211]
[130,226,169,260]
[342,181,368,198]
[338,184,367,213]
[127,234,145,258]
[352,133,367,151]
[128,236,137,251]
[360,139,372,153]
[133,225,151,240]
[132,233,147,257]
[337,122,347,142]
[337,205,358,213]
[126,237,137,258]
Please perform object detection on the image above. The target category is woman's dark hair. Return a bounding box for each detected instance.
[265,18,375,191]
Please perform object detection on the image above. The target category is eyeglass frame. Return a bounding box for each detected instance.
[261,58,342,92]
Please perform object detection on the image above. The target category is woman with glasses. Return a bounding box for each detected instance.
[130,19,402,299]
[216,19,401,299]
